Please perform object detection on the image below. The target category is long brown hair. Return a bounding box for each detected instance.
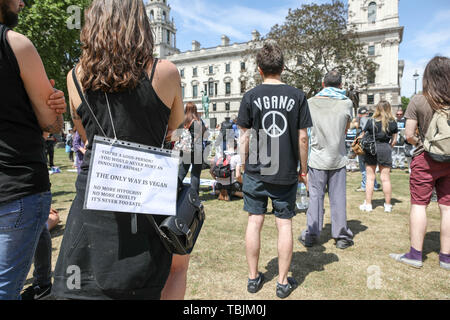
[372,100,394,133]
[423,56,450,111]
[184,102,200,128]
[79,0,154,93]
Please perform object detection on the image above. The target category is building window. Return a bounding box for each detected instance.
[181,86,185,99]
[167,31,170,44]
[180,69,184,78]
[368,45,375,56]
[368,2,377,24]
[240,80,246,94]
[367,94,374,105]
[240,62,246,71]
[213,103,217,112]
[192,85,198,98]
[209,65,214,75]
[193,67,198,77]
[225,102,230,111]
[225,82,231,95]
[163,11,167,22]
[208,80,214,96]
[296,56,303,65]
[204,84,208,95]
[368,71,376,85]
[225,63,231,73]
[150,10,154,21]
[215,83,218,97]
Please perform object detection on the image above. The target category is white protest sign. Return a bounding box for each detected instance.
[84,137,179,216]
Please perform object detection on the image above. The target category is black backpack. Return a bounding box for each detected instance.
[212,154,232,178]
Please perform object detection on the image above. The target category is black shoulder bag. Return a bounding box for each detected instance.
[361,119,377,156]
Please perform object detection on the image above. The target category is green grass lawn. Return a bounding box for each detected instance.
[29,148,449,300]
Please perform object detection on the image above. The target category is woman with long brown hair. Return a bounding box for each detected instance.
[390,56,450,270]
[51,0,184,299]
[359,101,398,213]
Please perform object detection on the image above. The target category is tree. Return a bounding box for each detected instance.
[16,0,91,122]
[249,0,377,100]
[401,96,410,112]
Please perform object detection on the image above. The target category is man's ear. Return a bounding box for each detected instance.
[258,67,264,78]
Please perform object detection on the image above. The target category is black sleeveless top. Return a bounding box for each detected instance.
[0,24,50,203]
[72,58,171,173]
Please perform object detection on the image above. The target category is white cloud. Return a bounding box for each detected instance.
[169,0,302,44]
[401,8,450,97]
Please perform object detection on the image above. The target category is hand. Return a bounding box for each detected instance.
[298,173,308,191]
[47,79,67,114]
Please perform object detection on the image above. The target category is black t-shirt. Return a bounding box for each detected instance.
[363,119,398,143]
[237,84,312,185]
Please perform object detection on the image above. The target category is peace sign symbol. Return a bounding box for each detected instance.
[262,111,287,138]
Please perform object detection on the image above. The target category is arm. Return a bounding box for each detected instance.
[66,69,88,144]
[390,133,398,148]
[298,128,308,186]
[7,31,64,133]
[239,127,250,172]
[405,119,419,146]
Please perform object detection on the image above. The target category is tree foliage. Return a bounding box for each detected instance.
[401,96,410,112]
[16,0,91,121]
[247,0,377,99]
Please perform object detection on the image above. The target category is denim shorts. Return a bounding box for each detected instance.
[242,173,297,220]
[0,191,51,300]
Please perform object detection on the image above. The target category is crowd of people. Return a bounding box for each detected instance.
[0,0,449,301]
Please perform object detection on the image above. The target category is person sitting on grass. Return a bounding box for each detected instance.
[210,140,243,201]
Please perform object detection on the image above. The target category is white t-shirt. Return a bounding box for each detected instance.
[214,152,241,185]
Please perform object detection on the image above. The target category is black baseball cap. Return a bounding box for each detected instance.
[358,107,368,115]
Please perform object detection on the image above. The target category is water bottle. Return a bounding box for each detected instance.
[296,183,309,211]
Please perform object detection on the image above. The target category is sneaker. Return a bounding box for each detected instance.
[356,187,366,192]
[440,261,450,271]
[21,284,52,300]
[359,202,373,212]
[389,253,423,269]
[276,277,298,299]
[247,272,264,294]
[298,233,316,248]
[384,203,393,213]
[336,239,354,249]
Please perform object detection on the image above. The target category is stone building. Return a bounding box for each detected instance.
[146,0,404,125]
[348,0,404,111]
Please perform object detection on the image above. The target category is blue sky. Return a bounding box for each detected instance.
[155,0,450,98]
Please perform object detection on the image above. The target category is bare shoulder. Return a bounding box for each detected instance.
[6,30,34,52]
[154,59,180,81]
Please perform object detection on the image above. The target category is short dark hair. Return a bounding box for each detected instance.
[324,70,342,88]
[256,41,284,76]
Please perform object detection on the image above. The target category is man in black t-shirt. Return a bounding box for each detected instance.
[237,41,312,299]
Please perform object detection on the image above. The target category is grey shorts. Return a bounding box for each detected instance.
[242,173,297,220]
[365,142,393,168]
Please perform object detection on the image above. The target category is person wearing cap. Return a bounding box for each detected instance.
[356,107,381,192]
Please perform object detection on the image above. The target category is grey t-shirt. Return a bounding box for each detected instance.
[308,97,353,170]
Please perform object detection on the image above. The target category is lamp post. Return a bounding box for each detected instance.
[413,70,420,95]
